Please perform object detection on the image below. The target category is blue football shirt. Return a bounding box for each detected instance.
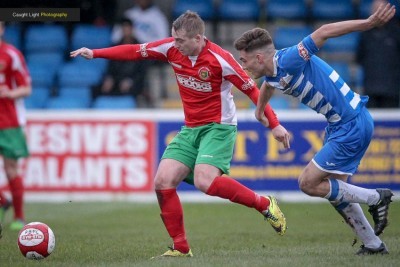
[265,35,368,125]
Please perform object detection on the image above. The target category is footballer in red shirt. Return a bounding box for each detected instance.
[0,21,31,231]
[71,11,290,257]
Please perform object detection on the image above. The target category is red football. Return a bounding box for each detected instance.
[17,222,55,260]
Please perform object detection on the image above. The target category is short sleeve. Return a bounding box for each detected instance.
[276,35,319,75]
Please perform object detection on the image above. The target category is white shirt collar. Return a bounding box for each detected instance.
[272,51,278,77]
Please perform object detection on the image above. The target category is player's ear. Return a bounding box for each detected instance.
[256,53,264,64]
[195,34,202,42]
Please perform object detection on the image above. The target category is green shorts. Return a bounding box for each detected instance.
[0,127,29,159]
[162,123,237,185]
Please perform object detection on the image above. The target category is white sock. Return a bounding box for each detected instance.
[326,179,380,205]
[332,202,382,248]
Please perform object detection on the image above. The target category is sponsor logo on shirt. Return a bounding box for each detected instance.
[241,79,255,91]
[139,43,148,57]
[176,73,212,92]
[198,67,211,80]
[297,42,310,61]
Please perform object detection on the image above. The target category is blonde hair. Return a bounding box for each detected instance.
[172,11,205,38]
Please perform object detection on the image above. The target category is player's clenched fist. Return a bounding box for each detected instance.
[70,47,93,59]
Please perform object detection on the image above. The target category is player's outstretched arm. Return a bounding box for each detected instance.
[70,47,94,59]
[255,81,274,126]
[255,81,291,149]
[311,3,396,48]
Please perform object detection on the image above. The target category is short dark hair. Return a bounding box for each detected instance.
[172,11,205,38]
[234,28,274,52]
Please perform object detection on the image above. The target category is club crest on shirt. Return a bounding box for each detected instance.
[198,67,211,80]
[297,42,310,61]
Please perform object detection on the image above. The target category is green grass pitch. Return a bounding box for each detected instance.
[0,201,399,267]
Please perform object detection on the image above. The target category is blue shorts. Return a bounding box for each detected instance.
[313,108,374,176]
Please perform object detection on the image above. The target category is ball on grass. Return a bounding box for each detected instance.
[17,222,55,260]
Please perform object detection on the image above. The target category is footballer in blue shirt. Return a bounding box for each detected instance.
[234,2,396,255]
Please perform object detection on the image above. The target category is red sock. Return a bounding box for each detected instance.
[0,191,8,206]
[156,188,190,253]
[9,176,24,220]
[206,176,270,214]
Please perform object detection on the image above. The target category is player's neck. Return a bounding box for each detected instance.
[265,53,276,76]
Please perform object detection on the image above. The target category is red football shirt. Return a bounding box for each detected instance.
[93,38,279,128]
[0,41,31,129]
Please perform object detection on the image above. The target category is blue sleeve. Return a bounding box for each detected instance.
[277,35,319,75]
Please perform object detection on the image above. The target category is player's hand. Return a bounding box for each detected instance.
[271,125,291,149]
[368,3,396,28]
[70,47,94,59]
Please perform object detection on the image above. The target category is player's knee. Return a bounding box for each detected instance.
[153,175,165,190]
[4,165,18,179]
[154,174,175,190]
[298,176,314,195]
[193,168,215,193]
[193,177,211,193]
